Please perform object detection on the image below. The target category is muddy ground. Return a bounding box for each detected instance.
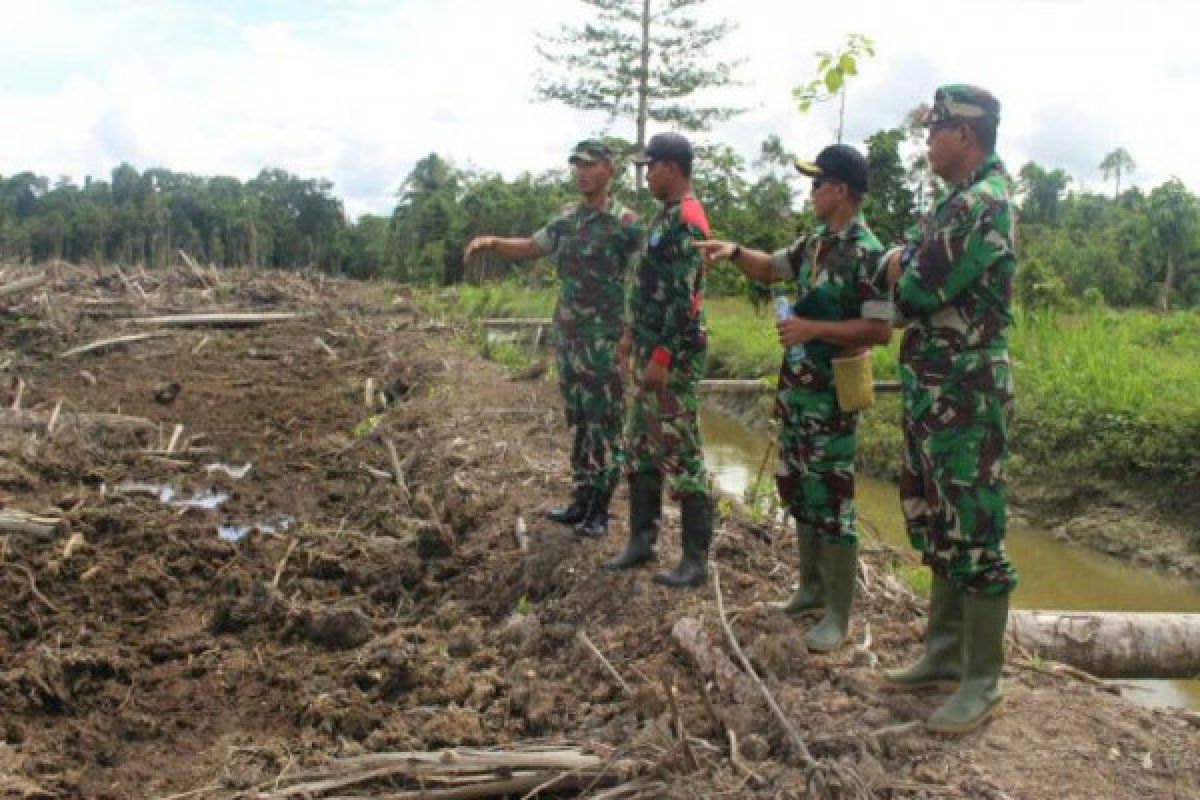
[0,265,1197,799]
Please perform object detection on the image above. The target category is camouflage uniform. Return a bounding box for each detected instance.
[532,199,642,494]
[626,194,711,497]
[894,143,1019,596]
[768,214,889,545]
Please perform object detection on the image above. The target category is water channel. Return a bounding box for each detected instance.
[699,406,1200,711]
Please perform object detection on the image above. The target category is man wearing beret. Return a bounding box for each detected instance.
[698,144,892,651]
[466,139,642,538]
[878,85,1019,734]
[604,132,715,587]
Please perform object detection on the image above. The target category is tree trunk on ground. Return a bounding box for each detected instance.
[1009,610,1200,679]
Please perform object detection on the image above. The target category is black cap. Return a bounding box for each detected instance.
[631,133,694,170]
[795,144,869,194]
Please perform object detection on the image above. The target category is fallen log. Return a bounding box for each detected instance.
[479,317,551,329]
[0,409,156,442]
[0,509,65,538]
[0,273,48,298]
[1010,610,1200,679]
[128,312,309,328]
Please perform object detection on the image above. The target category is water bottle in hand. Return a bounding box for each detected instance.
[771,286,806,369]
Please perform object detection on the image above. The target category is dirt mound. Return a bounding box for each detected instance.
[0,264,1196,799]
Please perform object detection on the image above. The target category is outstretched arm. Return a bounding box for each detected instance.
[464,235,546,261]
[695,240,776,283]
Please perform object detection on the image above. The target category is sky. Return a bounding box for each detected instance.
[1,0,1196,218]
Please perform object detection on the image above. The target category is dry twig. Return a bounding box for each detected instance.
[578,630,633,697]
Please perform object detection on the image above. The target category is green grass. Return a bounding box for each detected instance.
[453,282,556,320]
[893,563,932,597]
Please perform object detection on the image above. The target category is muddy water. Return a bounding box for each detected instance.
[699,406,1200,711]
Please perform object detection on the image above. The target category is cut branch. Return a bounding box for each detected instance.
[129,312,309,328]
[59,331,175,359]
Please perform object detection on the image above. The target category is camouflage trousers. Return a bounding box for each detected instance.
[900,366,1018,596]
[773,370,859,546]
[557,337,626,493]
[626,346,710,497]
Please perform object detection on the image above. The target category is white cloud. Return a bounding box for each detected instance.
[1,0,1197,217]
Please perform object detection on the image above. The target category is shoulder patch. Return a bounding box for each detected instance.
[679,196,710,238]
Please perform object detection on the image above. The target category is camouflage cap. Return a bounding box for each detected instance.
[923,84,1001,127]
[568,138,614,165]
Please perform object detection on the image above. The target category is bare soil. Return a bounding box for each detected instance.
[0,265,1197,799]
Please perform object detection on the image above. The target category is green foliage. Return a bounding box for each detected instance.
[353,413,385,439]
[515,594,531,615]
[481,339,534,371]
[455,281,557,320]
[535,0,746,136]
[862,127,916,244]
[793,34,875,112]
[0,164,346,270]
[894,563,932,597]
[1018,162,1072,225]
[792,34,875,142]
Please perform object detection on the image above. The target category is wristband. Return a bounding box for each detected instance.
[650,347,672,367]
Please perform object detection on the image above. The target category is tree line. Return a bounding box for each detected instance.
[2,133,1197,311]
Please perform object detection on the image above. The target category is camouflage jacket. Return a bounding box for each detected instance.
[895,154,1016,387]
[629,194,710,366]
[769,212,890,371]
[532,198,642,342]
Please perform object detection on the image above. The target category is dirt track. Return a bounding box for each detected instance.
[0,266,1197,799]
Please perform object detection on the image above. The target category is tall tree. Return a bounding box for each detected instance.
[792,34,875,144]
[1017,162,1072,225]
[862,127,915,244]
[535,0,744,184]
[1147,178,1198,311]
[1099,147,1136,199]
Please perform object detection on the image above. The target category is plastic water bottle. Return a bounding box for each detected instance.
[771,286,806,369]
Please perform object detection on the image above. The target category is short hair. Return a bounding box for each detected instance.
[666,158,693,179]
[967,118,998,153]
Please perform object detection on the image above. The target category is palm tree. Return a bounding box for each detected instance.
[1099,147,1136,199]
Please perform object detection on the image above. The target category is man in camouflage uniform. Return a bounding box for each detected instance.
[604,132,714,588]
[698,144,892,651]
[465,139,642,538]
[878,86,1019,734]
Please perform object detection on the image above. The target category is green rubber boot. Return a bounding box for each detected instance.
[603,472,661,571]
[772,522,823,613]
[879,573,963,690]
[926,592,1009,734]
[803,540,857,653]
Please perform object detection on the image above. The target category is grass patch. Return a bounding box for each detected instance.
[893,563,932,597]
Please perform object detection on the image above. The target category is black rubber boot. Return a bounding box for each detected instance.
[654,492,712,588]
[603,472,661,570]
[573,484,614,538]
[546,486,590,526]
